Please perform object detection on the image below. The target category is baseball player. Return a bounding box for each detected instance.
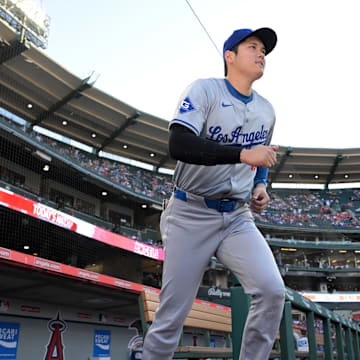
[142,28,285,360]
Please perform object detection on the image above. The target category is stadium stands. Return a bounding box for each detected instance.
[2,112,360,236]
[255,189,360,230]
[3,110,360,292]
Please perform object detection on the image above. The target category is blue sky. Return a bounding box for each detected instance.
[40,0,360,149]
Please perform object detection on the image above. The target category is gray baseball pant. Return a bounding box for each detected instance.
[142,191,285,360]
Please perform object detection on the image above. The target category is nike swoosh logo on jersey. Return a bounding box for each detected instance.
[221,102,233,107]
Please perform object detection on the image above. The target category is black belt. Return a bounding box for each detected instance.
[174,189,237,213]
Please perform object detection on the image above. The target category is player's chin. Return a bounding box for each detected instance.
[253,70,264,80]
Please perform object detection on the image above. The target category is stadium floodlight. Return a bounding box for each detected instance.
[0,0,50,49]
[272,183,325,190]
[329,182,360,189]
[280,248,297,252]
[151,204,163,211]
[12,0,47,27]
[32,150,52,162]
[158,167,175,175]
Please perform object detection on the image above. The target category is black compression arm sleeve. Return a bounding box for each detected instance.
[169,124,242,165]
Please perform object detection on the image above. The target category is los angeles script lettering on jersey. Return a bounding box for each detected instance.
[207,125,268,145]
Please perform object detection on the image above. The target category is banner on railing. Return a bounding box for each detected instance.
[0,187,164,261]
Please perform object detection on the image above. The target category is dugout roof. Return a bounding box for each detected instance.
[0,261,140,317]
[1,19,360,185]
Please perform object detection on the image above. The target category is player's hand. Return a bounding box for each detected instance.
[240,145,279,168]
[250,184,270,214]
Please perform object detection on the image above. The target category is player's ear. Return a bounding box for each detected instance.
[224,50,234,66]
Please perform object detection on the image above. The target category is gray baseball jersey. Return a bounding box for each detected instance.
[170,78,276,201]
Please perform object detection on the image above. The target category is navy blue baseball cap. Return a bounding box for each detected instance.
[223,27,277,59]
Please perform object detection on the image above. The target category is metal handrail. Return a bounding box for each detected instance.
[231,280,360,359]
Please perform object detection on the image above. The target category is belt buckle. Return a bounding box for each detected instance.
[217,199,235,212]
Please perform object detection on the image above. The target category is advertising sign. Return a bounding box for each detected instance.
[0,187,164,260]
[0,322,20,359]
[93,330,111,358]
[297,337,309,352]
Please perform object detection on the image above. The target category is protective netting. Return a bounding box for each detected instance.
[0,40,163,287]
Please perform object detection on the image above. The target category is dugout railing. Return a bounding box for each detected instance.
[231,277,360,359]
